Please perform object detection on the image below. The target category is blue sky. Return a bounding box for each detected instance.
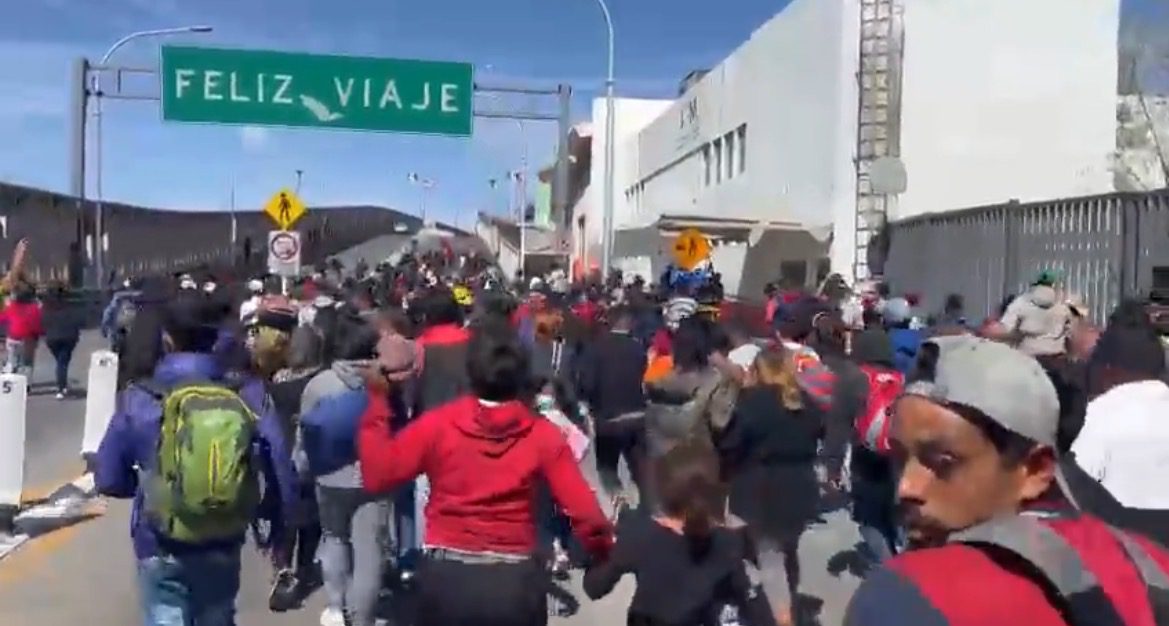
[1121,0,1169,91]
[2,1,1163,228]
[0,0,789,227]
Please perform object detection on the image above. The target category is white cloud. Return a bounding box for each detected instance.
[239,126,272,153]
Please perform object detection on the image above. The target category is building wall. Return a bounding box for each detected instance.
[615,0,861,274]
[580,98,673,264]
[583,0,1125,284]
[611,227,827,299]
[896,0,1121,220]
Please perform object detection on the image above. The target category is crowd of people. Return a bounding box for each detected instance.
[81,247,1169,626]
[0,238,90,398]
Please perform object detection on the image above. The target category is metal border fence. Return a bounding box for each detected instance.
[884,190,1169,323]
[0,182,422,287]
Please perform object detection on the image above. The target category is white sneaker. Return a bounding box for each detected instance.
[319,607,345,626]
[55,391,66,400]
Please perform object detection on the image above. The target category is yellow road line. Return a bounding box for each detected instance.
[19,462,86,505]
[0,500,106,586]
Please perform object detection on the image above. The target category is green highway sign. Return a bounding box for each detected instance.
[160,45,474,136]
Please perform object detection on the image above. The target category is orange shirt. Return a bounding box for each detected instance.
[643,353,674,384]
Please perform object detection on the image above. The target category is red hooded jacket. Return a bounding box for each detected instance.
[358,390,613,559]
[1,300,43,341]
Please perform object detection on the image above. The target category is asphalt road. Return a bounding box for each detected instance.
[0,438,864,625]
[19,329,106,501]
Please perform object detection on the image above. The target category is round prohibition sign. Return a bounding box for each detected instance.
[270,232,300,262]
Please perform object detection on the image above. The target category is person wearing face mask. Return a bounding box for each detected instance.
[532,376,591,576]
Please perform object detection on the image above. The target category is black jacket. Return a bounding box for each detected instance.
[719,385,822,539]
[41,298,86,343]
[577,330,648,423]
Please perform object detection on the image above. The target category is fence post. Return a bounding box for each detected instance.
[1121,193,1144,300]
[1002,199,1022,300]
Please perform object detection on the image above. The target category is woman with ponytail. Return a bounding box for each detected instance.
[584,441,783,626]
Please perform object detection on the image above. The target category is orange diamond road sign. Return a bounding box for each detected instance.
[264,188,307,231]
[672,228,711,271]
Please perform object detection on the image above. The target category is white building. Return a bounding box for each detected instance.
[577,0,1122,294]
[897,0,1119,220]
[573,97,673,276]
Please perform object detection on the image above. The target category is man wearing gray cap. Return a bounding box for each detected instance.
[845,336,1169,626]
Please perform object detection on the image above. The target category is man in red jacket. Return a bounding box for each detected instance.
[845,336,1169,626]
[358,319,613,626]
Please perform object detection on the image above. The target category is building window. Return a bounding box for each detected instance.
[724,130,736,180]
[737,124,747,174]
[702,145,712,188]
[713,138,723,184]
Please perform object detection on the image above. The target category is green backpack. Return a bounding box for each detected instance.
[145,383,261,543]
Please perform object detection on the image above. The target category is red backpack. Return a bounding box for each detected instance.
[857,365,904,454]
[952,512,1169,626]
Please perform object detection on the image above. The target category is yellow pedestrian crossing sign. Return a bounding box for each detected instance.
[264,188,307,230]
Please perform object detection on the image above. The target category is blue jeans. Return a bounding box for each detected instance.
[137,548,241,626]
[394,481,419,569]
[46,339,76,391]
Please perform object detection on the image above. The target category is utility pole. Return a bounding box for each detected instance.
[91,25,213,289]
[593,0,617,282]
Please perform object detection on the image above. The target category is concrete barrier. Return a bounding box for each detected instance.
[0,350,121,560]
[0,374,28,536]
[80,350,118,469]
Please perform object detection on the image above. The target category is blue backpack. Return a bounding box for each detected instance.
[299,389,369,477]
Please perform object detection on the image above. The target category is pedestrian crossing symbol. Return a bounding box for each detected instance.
[264,188,307,230]
[671,228,711,271]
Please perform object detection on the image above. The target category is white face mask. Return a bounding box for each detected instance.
[535,394,556,414]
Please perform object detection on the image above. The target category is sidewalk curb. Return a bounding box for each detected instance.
[0,474,103,562]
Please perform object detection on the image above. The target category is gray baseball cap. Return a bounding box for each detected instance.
[903,335,1060,448]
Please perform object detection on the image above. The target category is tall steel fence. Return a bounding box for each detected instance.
[0,182,422,285]
[883,190,1169,323]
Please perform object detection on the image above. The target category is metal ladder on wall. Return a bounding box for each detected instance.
[853,0,904,282]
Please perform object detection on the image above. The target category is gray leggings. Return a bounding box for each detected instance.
[317,486,392,626]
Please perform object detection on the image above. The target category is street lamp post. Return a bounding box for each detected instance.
[592,0,616,282]
[512,121,528,280]
[92,25,212,288]
[408,173,436,224]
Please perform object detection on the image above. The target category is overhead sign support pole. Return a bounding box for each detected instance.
[68,58,88,288]
[69,47,574,278]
